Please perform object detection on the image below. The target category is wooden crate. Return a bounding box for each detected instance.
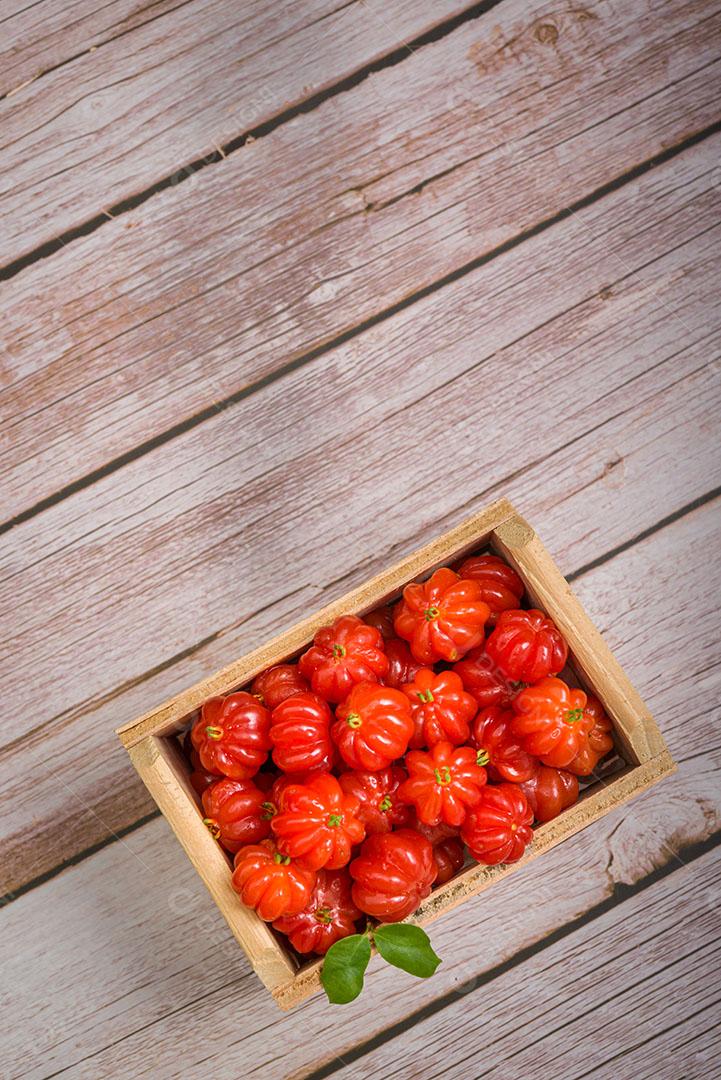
[117,498,675,1009]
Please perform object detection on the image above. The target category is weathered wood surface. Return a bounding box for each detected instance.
[0,0,192,98]
[329,846,721,1080]
[0,0,478,264]
[2,135,719,898]
[2,1,719,1075]
[3,0,719,518]
[2,488,718,1077]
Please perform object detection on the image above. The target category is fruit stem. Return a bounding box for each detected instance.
[565,708,584,725]
[202,817,221,839]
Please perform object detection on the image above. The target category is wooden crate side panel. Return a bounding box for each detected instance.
[491,516,669,764]
[414,750,676,922]
[272,750,676,1009]
[117,499,514,745]
[126,736,295,990]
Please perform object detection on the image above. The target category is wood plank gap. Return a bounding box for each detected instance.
[572,1001,721,1080]
[0,0,196,105]
[303,829,721,1080]
[2,118,718,538]
[567,484,721,582]
[0,809,160,908]
[0,0,501,285]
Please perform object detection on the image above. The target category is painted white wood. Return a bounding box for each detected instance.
[1,0,718,514]
[0,0,477,259]
[1,0,192,97]
[1,6,718,1073]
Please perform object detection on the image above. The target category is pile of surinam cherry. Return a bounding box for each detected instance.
[185,554,615,957]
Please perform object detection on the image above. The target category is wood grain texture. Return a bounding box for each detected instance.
[328,845,721,1080]
[0,0,194,98]
[0,0,478,264]
[128,735,295,990]
[2,2,717,1071]
[3,0,719,516]
[1,137,718,896]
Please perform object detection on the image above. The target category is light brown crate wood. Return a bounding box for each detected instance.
[118,498,675,1009]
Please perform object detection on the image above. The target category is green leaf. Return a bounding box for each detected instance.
[373,923,442,978]
[321,933,371,1004]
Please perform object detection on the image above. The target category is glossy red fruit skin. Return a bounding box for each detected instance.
[299,615,388,703]
[273,869,361,955]
[461,784,533,866]
[363,605,396,640]
[402,668,477,749]
[270,771,321,812]
[190,767,223,797]
[383,637,425,689]
[398,741,487,827]
[457,554,524,624]
[433,837,466,885]
[251,664,309,710]
[201,777,274,853]
[333,682,413,772]
[519,765,579,823]
[191,693,272,779]
[269,692,334,774]
[394,568,491,664]
[338,766,412,835]
[512,677,592,768]
[453,646,517,709]
[485,609,568,683]
[231,840,316,921]
[565,694,615,776]
[184,731,223,795]
[271,773,366,871]
[350,829,436,922]
[471,706,536,783]
[410,815,460,846]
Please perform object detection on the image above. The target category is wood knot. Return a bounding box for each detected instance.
[600,451,625,489]
[534,21,559,45]
[599,285,614,300]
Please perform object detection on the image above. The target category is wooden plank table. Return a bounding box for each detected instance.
[1,0,719,1075]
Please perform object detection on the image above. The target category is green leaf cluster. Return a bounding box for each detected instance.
[321,924,441,1004]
